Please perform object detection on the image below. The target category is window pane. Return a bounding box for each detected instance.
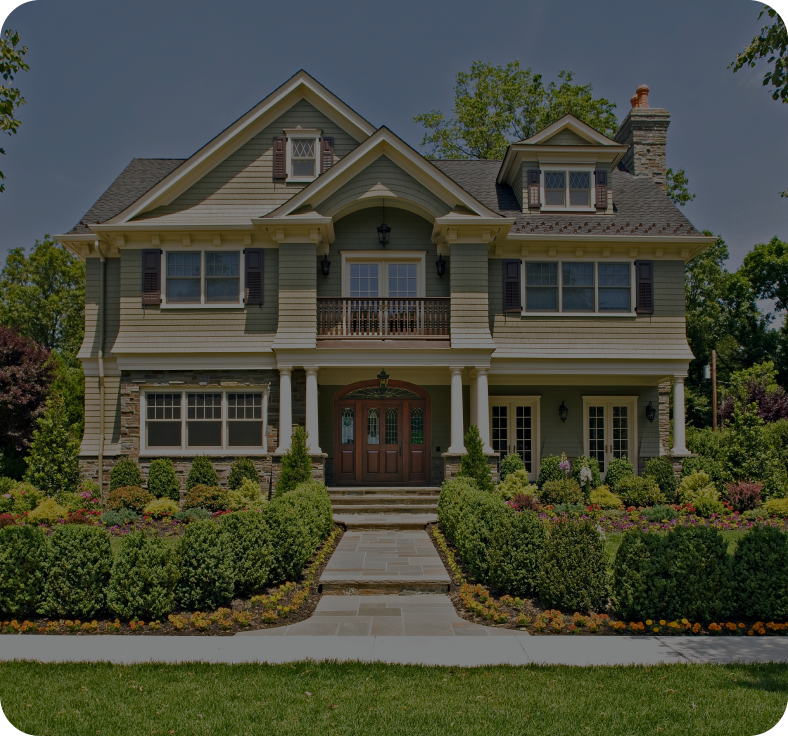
[385,408,398,445]
[147,393,181,421]
[167,278,201,303]
[562,263,594,287]
[569,172,590,190]
[388,263,418,298]
[588,406,605,473]
[187,422,222,447]
[598,263,630,287]
[227,394,262,420]
[167,252,200,277]
[148,422,181,447]
[526,287,558,311]
[491,405,508,455]
[367,409,379,445]
[205,252,239,277]
[410,407,424,444]
[562,264,594,310]
[228,421,262,447]
[292,159,315,177]
[545,172,565,189]
[341,408,354,444]
[206,278,240,302]
[563,288,594,311]
[350,263,379,297]
[526,262,557,286]
[187,394,222,420]
[515,406,532,472]
[599,288,630,311]
[569,172,590,206]
[292,140,315,157]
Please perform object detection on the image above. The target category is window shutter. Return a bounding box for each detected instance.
[502,259,522,312]
[635,260,654,314]
[320,137,334,174]
[527,169,541,209]
[595,170,608,209]
[141,249,161,305]
[245,248,264,305]
[272,136,286,179]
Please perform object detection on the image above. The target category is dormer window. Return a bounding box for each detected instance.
[273,128,334,183]
[540,167,596,211]
[291,139,316,178]
[569,172,591,207]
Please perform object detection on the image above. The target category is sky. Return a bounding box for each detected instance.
[0,0,785,270]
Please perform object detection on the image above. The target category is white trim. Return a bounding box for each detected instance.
[340,250,426,298]
[581,395,639,475]
[160,248,245,308]
[488,395,542,481]
[521,115,620,147]
[284,129,322,183]
[539,165,596,212]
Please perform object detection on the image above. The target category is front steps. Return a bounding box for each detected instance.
[329,486,440,531]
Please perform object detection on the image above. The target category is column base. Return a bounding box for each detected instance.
[442,452,500,484]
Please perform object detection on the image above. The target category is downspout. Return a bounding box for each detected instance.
[97,241,106,502]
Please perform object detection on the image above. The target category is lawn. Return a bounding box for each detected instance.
[604,529,748,563]
[1,661,787,736]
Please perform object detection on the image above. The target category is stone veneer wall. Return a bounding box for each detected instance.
[442,454,499,485]
[658,380,671,456]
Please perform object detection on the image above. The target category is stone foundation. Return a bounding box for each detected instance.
[658,380,671,456]
[442,453,499,485]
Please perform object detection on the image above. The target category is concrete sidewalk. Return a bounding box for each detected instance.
[1,635,786,666]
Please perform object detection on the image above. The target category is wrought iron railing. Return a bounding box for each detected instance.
[317,297,450,339]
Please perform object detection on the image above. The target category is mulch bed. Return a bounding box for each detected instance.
[1,524,345,637]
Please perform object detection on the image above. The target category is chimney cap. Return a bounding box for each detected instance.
[631,84,650,109]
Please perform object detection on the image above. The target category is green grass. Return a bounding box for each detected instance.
[605,530,748,564]
[1,661,786,735]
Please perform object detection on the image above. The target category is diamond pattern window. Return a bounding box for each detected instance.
[291,139,316,177]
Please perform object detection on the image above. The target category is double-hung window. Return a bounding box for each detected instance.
[523,261,633,314]
[540,168,594,210]
[291,139,316,178]
[163,251,243,307]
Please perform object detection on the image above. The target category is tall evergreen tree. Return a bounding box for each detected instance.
[458,424,493,492]
[24,395,80,494]
[276,426,312,495]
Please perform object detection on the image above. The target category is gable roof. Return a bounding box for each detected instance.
[518,114,619,146]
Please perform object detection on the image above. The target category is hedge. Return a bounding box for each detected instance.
[487,508,546,597]
[109,458,143,492]
[175,520,235,611]
[455,489,508,582]
[221,511,273,597]
[0,525,47,618]
[437,477,477,545]
[733,526,788,621]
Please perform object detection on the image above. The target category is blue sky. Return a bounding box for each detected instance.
[0,0,785,268]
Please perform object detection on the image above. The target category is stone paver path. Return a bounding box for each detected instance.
[241,594,518,637]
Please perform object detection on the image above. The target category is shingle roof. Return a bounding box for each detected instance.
[431,159,703,237]
[68,158,186,234]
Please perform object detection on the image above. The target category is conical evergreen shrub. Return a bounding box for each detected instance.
[276,426,312,496]
[24,396,80,495]
[109,457,142,492]
[146,458,180,501]
[186,455,219,490]
[228,457,259,490]
[458,425,493,492]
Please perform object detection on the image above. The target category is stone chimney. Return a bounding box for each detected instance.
[613,84,671,191]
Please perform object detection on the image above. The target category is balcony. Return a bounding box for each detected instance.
[317,297,450,341]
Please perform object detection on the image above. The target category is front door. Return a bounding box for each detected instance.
[361,403,402,483]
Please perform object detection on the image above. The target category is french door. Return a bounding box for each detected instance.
[583,397,638,476]
[489,397,541,481]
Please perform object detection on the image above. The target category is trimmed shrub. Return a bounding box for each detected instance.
[763,498,788,518]
[677,471,713,505]
[56,491,88,513]
[681,455,725,493]
[540,478,584,506]
[109,458,143,492]
[508,493,541,512]
[143,498,179,518]
[175,508,213,523]
[642,505,678,522]
[691,486,725,518]
[220,511,272,597]
[228,479,266,512]
[146,458,180,502]
[644,457,678,503]
[228,457,260,490]
[437,477,477,545]
[0,525,47,617]
[455,490,508,581]
[27,497,69,525]
[497,469,537,500]
[733,526,788,621]
[488,509,546,597]
[100,508,138,527]
[590,485,623,510]
[552,503,590,516]
[0,482,43,515]
[612,530,674,621]
[537,519,608,612]
[617,476,665,508]
[107,486,154,514]
[186,456,219,491]
[107,531,178,620]
[276,426,313,496]
[570,455,602,492]
[499,453,525,483]
[175,520,234,610]
[40,526,113,618]
[537,455,566,489]
[725,482,763,512]
[458,425,493,492]
[183,484,228,513]
[604,457,634,493]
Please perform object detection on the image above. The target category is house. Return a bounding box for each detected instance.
[56,72,711,493]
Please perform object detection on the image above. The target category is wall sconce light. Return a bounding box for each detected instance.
[377,199,391,247]
[646,401,656,422]
[377,368,390,394]
[559,401,568,423]
[436,254,446,278]
[320,254,331,278]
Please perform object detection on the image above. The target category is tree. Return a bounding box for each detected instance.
[0,29,29,193]
[414,62,618,160]
[458,425,493,492]
[276,426,312,495]
[0,327,54,457]
[741,237,788,313]
[24,395,81,495]
[665,167,696,207]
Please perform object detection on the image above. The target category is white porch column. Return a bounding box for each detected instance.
[475,367,493,454]
[275,367,293,454]
[448,366,466,454]
[305,367,322,454]
[671,375,689,456]
[469,370,478,427]
[262,385,270,453]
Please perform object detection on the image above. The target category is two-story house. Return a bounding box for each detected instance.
[57,71,711,493]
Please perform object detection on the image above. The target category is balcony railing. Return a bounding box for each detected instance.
[317,297,450,340]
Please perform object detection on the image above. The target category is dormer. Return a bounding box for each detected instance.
[497,114,628,215]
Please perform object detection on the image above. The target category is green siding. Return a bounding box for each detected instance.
[653,260,685,317]
[451,243,494,348]
[274,243,316,349]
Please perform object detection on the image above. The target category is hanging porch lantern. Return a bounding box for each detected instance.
[645,401,656,423]
[377,199,391,247]
[559,401,568,423]
[436,254,446,278]
[320,253,331,277]
[377,368,390,394]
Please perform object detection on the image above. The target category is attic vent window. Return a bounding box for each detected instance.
[292,139,316,178]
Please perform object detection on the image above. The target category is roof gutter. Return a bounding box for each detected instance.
[96,240,106,502]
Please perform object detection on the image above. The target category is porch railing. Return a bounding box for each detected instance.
[317,297,450,340]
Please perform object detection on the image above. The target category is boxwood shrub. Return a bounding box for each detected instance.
[616,476,665,508]
[537,519,608,612]
[182,484,229,512]
[221,511,272,597]
[437,477,477,545]
[175,520,234,611]
[487,509,546,597]
[454,490,508,582]
[0,525,47,617]
[186,455,219,490]
[40,526,113,618]
[107,531,178,620]
[228,457,260,490]
[604,457,634,493]
[733,526,788,621]
[499,453,525,482]
[540,478,584,506]
[109,458,143,492]
[537,455,565,489]
[644,456,678,503]
[107,486,154,513]
[146,458,181,502]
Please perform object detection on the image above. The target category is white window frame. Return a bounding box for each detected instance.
[488,395,541,482]
[340,251,426,298]
[160,249,246,309]
[540,165,596,212]
[141,388,269,456]
[520,259,636,317]
[582,395,639,476]
[284,128,322,183]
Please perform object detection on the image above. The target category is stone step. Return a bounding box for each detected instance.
[329,495,438,506]
[333,513,437,531]
[329,487,440,497]
[331,503,438,515]
[319,576,450,595]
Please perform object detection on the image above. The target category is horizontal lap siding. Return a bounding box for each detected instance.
[79,258,121,359]
[274,243,316,349]
[653,260,685,317]
[110,249,278,354]
[451,243,494,349]
[81,375,121,455]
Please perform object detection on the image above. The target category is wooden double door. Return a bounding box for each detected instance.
[335,393,429,485]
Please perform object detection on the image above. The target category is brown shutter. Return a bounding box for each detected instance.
[595,170,608,209]
[272,136,286,179]
[527,169,540,208]
[245,248,263,305]
[141,249,161,305]
[320,137,334,174]
[635,260,654,314]
[502,259,522,312]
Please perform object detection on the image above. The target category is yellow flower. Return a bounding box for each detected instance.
[646,620,652,626]
[659,620,666,626]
